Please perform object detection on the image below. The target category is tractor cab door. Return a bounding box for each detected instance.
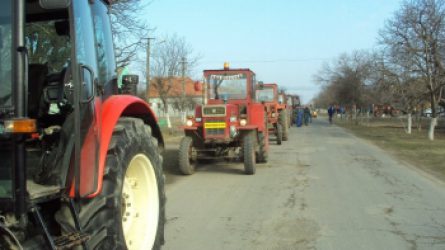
[70,0,102,197]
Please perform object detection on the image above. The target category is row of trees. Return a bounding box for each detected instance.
[313,0,445,140]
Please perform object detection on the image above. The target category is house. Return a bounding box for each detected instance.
[148,77,204,118]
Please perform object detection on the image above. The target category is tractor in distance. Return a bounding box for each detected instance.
[277,90,291,137]
[281,92,294,128]
[0,0,165,249]
[288,94,301,125]
[178,63,269,175]
[255,83,289,144]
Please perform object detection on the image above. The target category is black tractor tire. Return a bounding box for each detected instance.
[243,132,256,175]
[276,123,283,145]
[178,136,196,175]
[280,111,289,141]
[55,117,165,250]
[256,132,268,163]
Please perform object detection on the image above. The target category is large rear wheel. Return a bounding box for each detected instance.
[243,132,256,175]
[56,117,165,250]
[178,136,196,175]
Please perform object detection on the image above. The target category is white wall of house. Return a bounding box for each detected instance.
[149,97,203,119]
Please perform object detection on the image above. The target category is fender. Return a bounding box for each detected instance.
[70,95,164,198]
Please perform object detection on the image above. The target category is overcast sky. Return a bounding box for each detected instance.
[143,0,402,103]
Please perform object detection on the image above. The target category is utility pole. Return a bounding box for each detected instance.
[180,57,187,122]
[145,37,155,102]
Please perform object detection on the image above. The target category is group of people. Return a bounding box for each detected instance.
[292,105,341,126]
[294,106,312,127]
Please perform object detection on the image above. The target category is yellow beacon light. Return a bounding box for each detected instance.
[224,62,229,70]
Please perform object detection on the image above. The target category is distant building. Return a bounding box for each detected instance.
[148,77,203,117]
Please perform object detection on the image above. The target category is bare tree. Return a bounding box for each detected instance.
[380,0,445,140]
[375,55,426,133]
[110,0,153,68]
[150,34,200,125]
[314,51,377,121]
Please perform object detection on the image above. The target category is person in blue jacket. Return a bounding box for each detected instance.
[328,105,335,124]
[295,107,304,127]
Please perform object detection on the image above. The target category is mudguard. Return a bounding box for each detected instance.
[70,95,164,198]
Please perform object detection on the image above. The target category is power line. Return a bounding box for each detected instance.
[200,58,331,64]
[130,57,332,64]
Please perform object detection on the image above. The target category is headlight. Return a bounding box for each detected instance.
[195,117,202,122]
[271,113,276,118]
[186,119,193,127]
[240,119,247,126]
[230,116,237,122]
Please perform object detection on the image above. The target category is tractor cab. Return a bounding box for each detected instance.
[255,83,279,119]
[0,0,114,212]
[0,1,165,249]
[254,83,290,144]
[205,63,256,105]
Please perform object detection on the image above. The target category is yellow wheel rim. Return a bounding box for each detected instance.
[122,154,159,249]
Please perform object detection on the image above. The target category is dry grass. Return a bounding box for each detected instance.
[335,116,445,181]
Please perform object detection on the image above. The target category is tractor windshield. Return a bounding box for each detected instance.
[256,88,275,102]
[0,1,13,108]
[208,73,247,100]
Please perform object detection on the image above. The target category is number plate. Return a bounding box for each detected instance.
[204,122,226,129]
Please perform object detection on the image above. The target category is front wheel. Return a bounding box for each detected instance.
[280,111,289,141]
[56,117,165,250]
[276,124,283,145]
[243,132,256,175]
[256,132,268,163]
[178,136,196,175]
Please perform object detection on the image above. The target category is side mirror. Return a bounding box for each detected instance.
[121,75,139,95]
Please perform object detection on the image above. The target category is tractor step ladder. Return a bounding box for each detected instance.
[31,198,90,250]
[54,232,90,250]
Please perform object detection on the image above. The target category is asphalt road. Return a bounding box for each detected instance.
[162,118,445,250]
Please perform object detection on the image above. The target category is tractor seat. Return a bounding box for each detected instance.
[45,67,69,105]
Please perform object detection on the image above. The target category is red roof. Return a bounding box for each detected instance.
[148,77,203,98]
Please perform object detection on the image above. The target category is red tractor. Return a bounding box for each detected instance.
[255,83,289,144]
[288,94,301,125]
[0,1,165,249]
[281,92,294,127]
[178,63,268,175]
[277,91,291,137]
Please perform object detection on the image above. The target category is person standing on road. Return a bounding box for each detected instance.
[303,106,311,126]
[295,107,303,127]
[328,105,334,124]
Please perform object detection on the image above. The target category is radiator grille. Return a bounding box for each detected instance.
[205,128,225,136]
[203,106,226,117]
